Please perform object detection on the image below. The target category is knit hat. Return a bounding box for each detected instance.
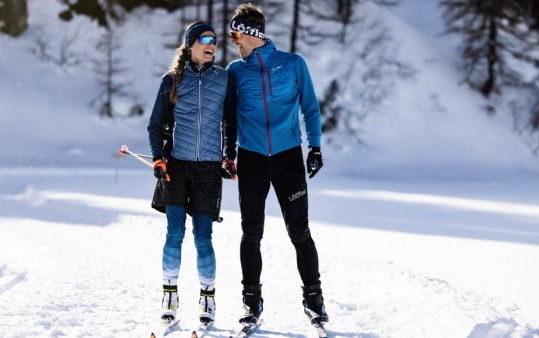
[229,14,265,39]
[185,21,215,47]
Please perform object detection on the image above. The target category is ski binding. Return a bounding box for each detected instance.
[191,319,213,338]
[229,319,262,338]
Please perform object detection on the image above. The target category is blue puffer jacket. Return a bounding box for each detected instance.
[148,62,228,162]
[225,39,321,157]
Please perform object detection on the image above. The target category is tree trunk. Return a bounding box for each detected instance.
[220,0,229,67]
[340,0,352,43]
[0,0,28,36]
[207,0,213,25]
[290,0,300,53]
[482,10,497,97]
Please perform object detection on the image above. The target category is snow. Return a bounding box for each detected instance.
[1,0,539,337]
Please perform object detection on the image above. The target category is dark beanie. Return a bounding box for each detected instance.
[185,21,215,47]
[229,14,265,39]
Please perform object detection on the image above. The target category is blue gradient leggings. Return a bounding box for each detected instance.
[162,205,216,287]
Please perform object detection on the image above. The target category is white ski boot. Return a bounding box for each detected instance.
[199,286,215,323]
[161,280,179,323]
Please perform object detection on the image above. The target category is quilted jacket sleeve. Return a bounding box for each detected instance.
[147,74,174,160]
[296,55,321,149]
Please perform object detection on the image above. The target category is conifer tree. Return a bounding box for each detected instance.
[441,0,539,99]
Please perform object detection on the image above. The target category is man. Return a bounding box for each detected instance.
[222,2,329,328]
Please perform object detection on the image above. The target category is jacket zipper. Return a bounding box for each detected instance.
[266,69,273,95]
[196,75,202,161]
[256,52,272,156]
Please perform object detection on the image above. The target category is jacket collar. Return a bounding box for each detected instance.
[186,60,214,75]
[244,39,276,63]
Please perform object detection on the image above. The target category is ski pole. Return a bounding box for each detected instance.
[119,145,154,168]
[125,152,153,160]
[118,145,153,159]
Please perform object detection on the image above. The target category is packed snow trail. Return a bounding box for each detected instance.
[0,173,538,337]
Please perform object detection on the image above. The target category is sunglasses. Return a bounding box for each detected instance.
[198,35,218,46]
[229,31,242,40]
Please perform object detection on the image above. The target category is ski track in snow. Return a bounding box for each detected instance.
[0,264,26,297]
[0,172,538,338]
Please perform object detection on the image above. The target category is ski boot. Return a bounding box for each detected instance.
[239,284,263,324]
[161,280,179,323]
[302,282,329,325]
[199,286,216,323]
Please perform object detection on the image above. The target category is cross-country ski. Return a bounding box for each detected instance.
[229,320,263,338]
[313,323,328,338]
[150,319,182,338]
[191,320,213,338]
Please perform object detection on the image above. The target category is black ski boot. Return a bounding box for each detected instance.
[302,282,329,325]
[239,284,263,324]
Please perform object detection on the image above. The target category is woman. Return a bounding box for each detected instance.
[147,21,231,325]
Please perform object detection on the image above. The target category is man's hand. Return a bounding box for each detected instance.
[221,159,237,180]
[306,146,323,179]
[153,158,170,181]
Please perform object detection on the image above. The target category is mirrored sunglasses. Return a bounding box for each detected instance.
[229,31,242,39]
[198,35,218,46]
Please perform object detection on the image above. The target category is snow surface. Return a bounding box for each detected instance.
[1,0,539,337]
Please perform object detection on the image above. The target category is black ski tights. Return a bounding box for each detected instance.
[237,147,321,286]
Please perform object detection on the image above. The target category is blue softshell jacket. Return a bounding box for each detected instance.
[148,62,229,162]
[225,39,321,158]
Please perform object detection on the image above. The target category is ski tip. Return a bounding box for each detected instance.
[150,333,156,338]
[191,330,198,338]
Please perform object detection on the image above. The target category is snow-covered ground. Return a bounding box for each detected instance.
[1,171,539,337]
[1,0,539,337]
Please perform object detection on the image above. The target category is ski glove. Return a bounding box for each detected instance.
[306,147,323,179]
[153,158,170,182]
[221,159,237,180]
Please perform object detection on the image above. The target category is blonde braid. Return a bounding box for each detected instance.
[168,43,190,104]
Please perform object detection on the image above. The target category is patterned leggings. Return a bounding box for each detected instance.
[162,205,216,287]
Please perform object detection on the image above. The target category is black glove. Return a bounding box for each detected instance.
[221,159,237,180]
[306,146,323,179]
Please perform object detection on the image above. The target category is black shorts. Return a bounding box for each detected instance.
[152,157,222,219]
